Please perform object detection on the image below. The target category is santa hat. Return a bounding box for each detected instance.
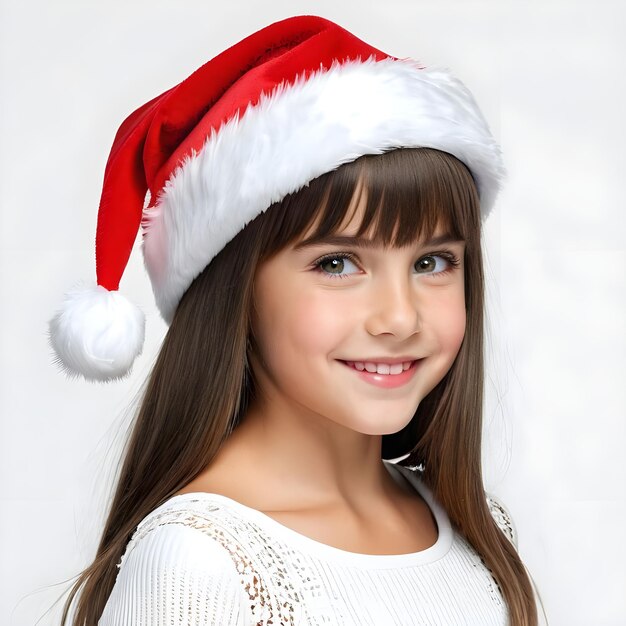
[48,14,505,383]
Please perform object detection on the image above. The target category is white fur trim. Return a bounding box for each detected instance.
[48,282,145,382]
[142,56,505,323]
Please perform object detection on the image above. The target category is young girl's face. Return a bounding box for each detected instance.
[248,189,467,437]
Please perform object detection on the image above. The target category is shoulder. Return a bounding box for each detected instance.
[485,493,518,549]
[116,507,238,573]
[116,498,230,569]
[100,499,251,626]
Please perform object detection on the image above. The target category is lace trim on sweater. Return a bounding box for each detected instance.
[486,494,518,548]
[117,502,319,624]
[116,490,516,624]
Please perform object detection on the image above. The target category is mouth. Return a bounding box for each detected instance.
[337,358,422,388]
[338,359,420,375]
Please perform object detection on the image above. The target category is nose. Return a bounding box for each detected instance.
[364,274,422,339]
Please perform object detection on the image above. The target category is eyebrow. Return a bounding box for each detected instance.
[293,232,465,251]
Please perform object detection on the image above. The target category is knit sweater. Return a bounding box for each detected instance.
[98,460,518,625]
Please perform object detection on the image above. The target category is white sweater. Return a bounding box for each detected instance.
[98,460,518,626]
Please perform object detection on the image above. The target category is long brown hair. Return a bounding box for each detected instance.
[56,147,539,625]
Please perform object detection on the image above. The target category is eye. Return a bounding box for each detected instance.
[312,250,461,280]
[314,252,360,279]
[416,251,461,277]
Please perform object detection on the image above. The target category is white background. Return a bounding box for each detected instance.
[1,1,624,625]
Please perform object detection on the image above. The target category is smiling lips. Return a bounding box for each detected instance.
[339,358,422,389]
[344,360,415,375]
[341,359,424,389]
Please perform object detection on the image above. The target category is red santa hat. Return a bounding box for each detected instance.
[48,14,505,383]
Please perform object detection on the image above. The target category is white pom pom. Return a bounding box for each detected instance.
[48,282,146,382]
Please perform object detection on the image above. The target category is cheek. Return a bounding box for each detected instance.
[439,292,467,353]
[252,274,336,367]
[252,287,343,401]
[277,290,342,356]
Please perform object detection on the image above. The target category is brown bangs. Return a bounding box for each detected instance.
[254,147,481,263]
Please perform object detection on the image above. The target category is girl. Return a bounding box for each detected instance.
[49,14,543,626]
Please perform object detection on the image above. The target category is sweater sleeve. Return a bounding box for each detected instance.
[486,493,518,549]
[98,522,250,626]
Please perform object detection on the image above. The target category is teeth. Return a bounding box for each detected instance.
[347,361,414,375]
